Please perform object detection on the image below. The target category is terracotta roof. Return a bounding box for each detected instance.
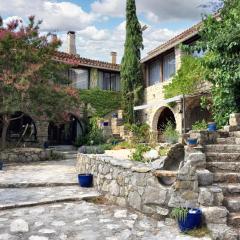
[54,51,120,72]
[141,22,202,63]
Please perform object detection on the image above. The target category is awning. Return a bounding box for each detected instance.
[134,95,183,111]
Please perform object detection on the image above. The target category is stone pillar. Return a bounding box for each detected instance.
[35,120,49,146]
[175,45,182,72]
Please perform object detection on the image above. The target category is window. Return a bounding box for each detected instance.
[98,71,120,91]
[148,60,160,86]
[69,68,89,89]
[163,52,176,81]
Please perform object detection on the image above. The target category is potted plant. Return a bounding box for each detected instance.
[171,207,202,232]
[78,173,93,188]
[0,160,3,170]
[207,122,217,132]
[187,138,198,147]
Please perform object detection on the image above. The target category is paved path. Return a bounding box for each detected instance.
[0,159,211,240]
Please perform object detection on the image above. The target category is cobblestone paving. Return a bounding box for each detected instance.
[0,201,211,240]
[0,159,211,240]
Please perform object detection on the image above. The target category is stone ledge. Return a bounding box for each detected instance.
[153,170,177,177]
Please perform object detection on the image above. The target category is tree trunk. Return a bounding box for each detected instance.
[1,114,9,150]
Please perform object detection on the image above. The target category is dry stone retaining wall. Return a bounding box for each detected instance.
[77,153,172,217]
[0,148,58,163]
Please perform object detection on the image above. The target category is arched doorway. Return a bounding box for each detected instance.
[0,112,37,144]
[48,114,85,146]
[152,106,176,142]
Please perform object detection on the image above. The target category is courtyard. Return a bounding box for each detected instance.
[0,158,210,240]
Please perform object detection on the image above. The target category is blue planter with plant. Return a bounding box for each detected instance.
[171,208,202,232]
[208,122,217,132]
[43,141,49,149]
[78,174,93,188]
[187,138,198,147]
[0,161,3,170]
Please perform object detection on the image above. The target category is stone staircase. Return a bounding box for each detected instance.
[205,130,240,231]
[49,145,78,160]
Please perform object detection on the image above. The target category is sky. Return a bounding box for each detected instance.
[0,0,214,63]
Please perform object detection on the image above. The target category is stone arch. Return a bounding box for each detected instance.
[0,111,37,144]
[48,113,86,146]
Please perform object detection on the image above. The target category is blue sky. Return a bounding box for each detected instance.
[0,0,213,63]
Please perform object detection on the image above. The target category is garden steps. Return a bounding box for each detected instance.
[229,131,240,138]
[205,144,240,153]
[213,172,240,184]
[216,137,240,144]
[224,196,240,212]
[214,183,240,196]
[228,212,240,228]
[207,162,240,172]
[206,152,240,162]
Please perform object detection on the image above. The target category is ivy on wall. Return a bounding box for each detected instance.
[79,88,121,117]
[163,55,207,99]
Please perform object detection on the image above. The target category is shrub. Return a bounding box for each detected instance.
[162,122,179,144]
[79,145,105,154]
[112,141,136,150]
[192,120,208,131]
[159,147,170,156]
[125,123,150,143]
[170,207,189,222]
[130,144,151,162]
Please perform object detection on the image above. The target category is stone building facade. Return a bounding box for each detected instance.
[0,32,120,147]
[135,22,212,139]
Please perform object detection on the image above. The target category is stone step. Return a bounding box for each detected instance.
[206,152,240,162]
[205,144,240,153]
[230,131,240,138]
[216,137,238,144]
[224,196,240,212]
[214,172,240,184]
[216,183,240,195]
[228,213,240,228]
[207,162,240,172]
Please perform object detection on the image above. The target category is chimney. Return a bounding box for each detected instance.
[111,52,117,64]
[67,31,76,55]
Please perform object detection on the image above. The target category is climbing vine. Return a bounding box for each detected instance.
[163,55,207,99]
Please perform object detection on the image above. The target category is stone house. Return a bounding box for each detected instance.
[0,31,120,147]
[135,22,212,140]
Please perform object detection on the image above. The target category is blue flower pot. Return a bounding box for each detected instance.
[178,208,202,232]
[187,138,198,147]
[102,122,109,127]
[78,174,93,188]
[43,141,49,149]
[0,161,3,170]
[208,122,217,132]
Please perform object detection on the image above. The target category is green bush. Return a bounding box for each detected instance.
[112,141,136,150]
[159,147,170,156]
[162,122,179,144]
[130,144,151,162]
[125,123,150,143]
[192,120,208,131]
[170,207,188,222]
[79,145,105,154]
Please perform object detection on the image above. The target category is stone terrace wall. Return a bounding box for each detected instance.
[77,154,172,217]
[0,148,58,163]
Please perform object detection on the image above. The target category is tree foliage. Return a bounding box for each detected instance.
[164,55,207,99]
[195,0,240,126]
[0,16,79,148]
[121,0,143,123]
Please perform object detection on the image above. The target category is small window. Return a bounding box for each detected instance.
[148,60,160,86]
[163,52,176,81]
[98,71,120,91]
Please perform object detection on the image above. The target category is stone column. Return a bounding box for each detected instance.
[35,120,49,146]
[175,45,182,72]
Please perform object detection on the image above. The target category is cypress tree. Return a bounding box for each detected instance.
[121,0,143,123]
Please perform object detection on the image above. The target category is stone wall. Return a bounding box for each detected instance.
[77,153,173,217]
[0,148,61,163]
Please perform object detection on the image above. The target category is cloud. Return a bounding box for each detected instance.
[91,0,212,22]
[0,0,93,31]
[58,21,180,63]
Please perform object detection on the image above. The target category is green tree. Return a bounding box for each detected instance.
[121,0,143,123]
[0,16,79,149]
[196,0,240,126]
